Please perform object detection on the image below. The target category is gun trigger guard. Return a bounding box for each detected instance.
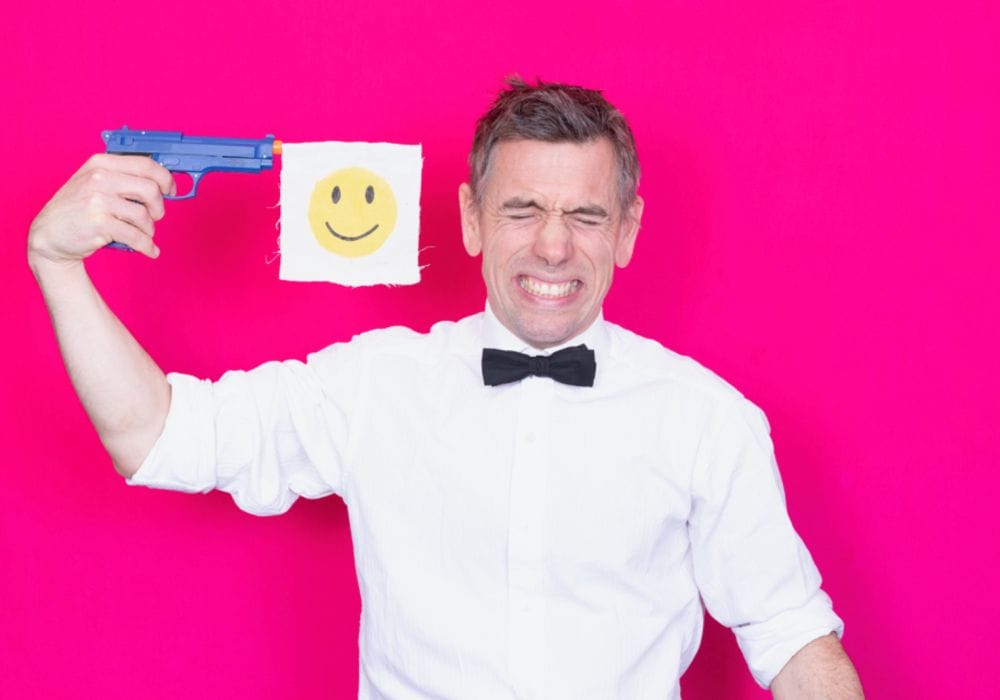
[164,171,202,200]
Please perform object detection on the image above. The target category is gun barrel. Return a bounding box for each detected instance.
[101,127,278,170]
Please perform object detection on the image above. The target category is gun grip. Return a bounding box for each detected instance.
[164,171,203,200]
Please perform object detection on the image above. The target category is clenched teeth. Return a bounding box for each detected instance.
[519,276,580,298]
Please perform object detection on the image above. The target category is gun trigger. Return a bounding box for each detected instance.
[164,171,202,200]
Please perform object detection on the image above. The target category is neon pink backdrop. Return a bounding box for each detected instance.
[3,2,996,697]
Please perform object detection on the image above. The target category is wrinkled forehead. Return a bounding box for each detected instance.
[480,139,620,212]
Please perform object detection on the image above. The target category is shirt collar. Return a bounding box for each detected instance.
[481,301,610,361]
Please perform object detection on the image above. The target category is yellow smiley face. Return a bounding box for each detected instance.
[307,167,398,257]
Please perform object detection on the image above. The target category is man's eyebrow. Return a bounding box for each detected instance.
[562,204,609,218]
[499,197,544,210]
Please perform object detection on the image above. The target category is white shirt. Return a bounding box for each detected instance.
[130,307,843,699]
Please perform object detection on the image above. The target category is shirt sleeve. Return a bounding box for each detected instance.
[127,343,357,516]
[687,396,844,688]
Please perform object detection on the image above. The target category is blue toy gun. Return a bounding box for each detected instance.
[102,127,281,250]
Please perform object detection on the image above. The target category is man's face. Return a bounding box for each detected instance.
[459,138,643,349]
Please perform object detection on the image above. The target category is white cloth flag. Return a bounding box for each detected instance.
[279,141,422,285]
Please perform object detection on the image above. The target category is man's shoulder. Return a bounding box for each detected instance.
[605,321,748,405]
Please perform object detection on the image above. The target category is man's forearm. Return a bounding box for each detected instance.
[770,633,863,699]
[31,258,170,478]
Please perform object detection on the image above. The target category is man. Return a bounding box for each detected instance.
[28,79,863,698]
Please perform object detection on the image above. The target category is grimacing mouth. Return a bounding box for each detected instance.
[325,221,380,242]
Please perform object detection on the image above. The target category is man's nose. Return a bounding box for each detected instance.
[532,215,574,266]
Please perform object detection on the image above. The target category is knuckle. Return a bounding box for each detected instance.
[143,180,161,201]
[87,167,109,187]
[130,201,154,230]
[86,191,107,211]
[148,196,166,219]
[136,198,156,219]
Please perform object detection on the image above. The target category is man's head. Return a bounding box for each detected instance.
[460,77,644,349]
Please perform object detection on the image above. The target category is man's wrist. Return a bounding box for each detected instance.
[28,250,89,290]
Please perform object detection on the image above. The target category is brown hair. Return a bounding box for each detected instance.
[469,76,641,211]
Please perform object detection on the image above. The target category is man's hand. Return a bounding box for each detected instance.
[771,633,863,699]
[28,154,175,269]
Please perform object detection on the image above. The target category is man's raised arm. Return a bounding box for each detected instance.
[28,154,177,478]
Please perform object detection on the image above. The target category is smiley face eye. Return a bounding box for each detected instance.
[365,185,375,204]
[331,186,341,204]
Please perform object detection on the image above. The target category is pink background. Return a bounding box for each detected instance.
[3,2,997,697]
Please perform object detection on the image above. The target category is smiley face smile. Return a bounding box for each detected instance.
[325,221,379,241]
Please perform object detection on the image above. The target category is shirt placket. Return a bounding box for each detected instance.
[507,375,553,699]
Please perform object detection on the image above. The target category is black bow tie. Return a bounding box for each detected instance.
[481,344,596,387]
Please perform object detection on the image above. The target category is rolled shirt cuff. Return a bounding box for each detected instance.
[127,372,218,494]
[733,589,845,688]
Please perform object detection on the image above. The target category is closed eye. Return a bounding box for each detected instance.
[500,197,544,221]
[503,207,541,222]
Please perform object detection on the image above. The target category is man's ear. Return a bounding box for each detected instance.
[615,194,644,268]
[459,183,482,257]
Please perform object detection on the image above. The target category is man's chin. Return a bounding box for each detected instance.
[511,318,585,350]
[491,296,593,348]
